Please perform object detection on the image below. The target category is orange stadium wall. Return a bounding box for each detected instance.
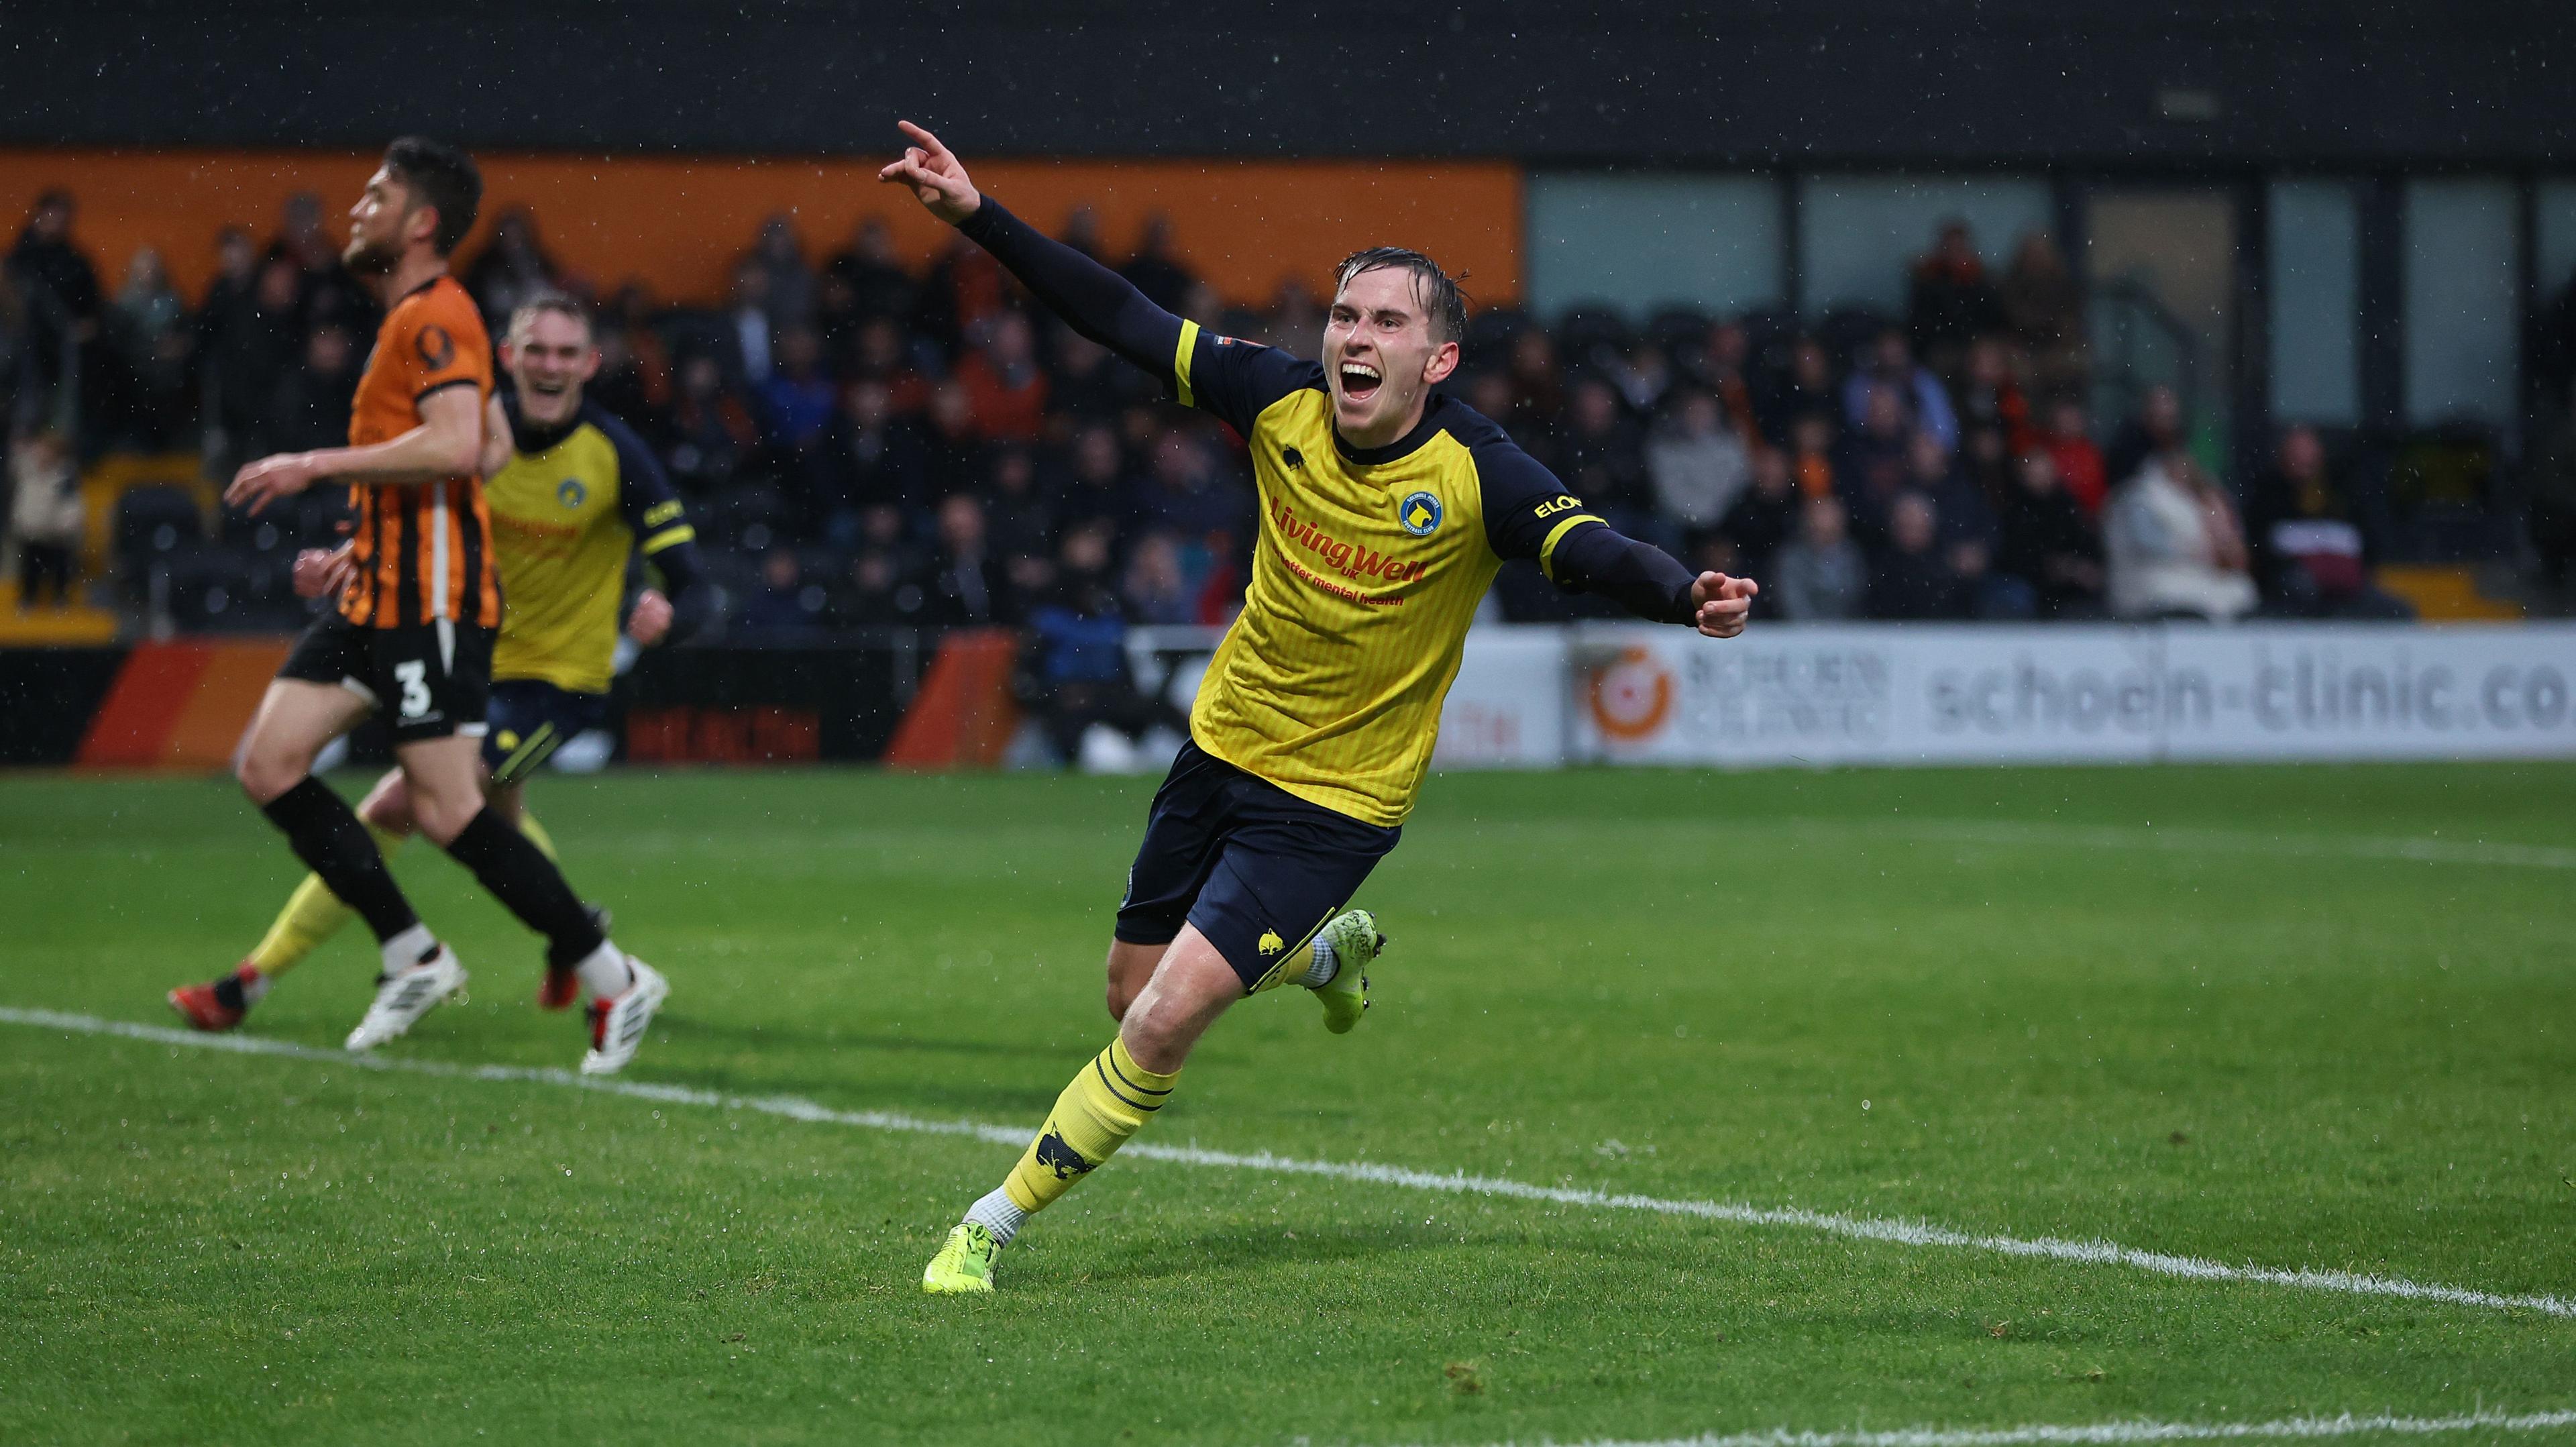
[0,150,1523,310]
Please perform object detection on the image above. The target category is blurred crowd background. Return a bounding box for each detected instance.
[15,180,2576,645]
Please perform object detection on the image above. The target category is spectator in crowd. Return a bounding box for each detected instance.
[720,260,773,388]
[2242,424,2413,619]
[1057,423,1128,537]
[2040,398,2110,516]
[1904,429,2012,615]
[1841,327,1958,453]
[107,247,194,447]
[1026,523,1189,766]
[926,491,1011,626]
[1953,335,2034,453]
[2104,449,2257,621]
[1122,531,1198,626]
[1610,340,1674,417]
[2106,383,2188,493]
[1907,220,2002,380]
[1130,429,1240,543]
[955,310,1049,442]
[739,546,828,634]
[984,445,1059,576]
[1786,411,1839,504]
[1774,495,1867,621]
[462,205,559,323]
[835,544,930,628]
[589,282,674,423]
[1505,329,1564,441]
[1118,213,1198,314]
[915,381,987,499]
[1762,336,1839,445]
[1868,490,1970,621]
[258,323,360,458]
[1556,376,1654,535]
[757,326,837,453]
[268,191,372,334]
[811,380,924,541]
[2002,231,2088,398]
[7,189,102,402]
[1049,327,1130,425]
[824,216,918,329]
[1721,445,1799,582]
[749,214,817,333]
[1269,279,1325,361]
[9,425,82,608]
[1645,389,1752,545]
[1694,320,1762,440]
[664,353,759,491]
[1997,449,2106,619]
[1837,382,1916,546]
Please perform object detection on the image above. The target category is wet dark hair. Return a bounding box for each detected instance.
[1334,246,1467,347]
[382,136,482,256]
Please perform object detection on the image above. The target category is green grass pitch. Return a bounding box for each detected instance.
[3,762,2572,1446]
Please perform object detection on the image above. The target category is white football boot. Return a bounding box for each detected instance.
[580,955,669,1075]
[344,946,468,1052]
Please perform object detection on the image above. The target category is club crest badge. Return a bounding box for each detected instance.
[1399,490,1442,537]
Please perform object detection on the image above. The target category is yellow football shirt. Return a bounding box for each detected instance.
[1170,321,1614,826]
[484,395,696,694]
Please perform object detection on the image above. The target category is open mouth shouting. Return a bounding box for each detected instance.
[1337,360,1383,406]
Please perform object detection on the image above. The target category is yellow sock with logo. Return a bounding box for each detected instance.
[999,1035,1179,1216]
[248,824,409,977]
[515,810,559,863]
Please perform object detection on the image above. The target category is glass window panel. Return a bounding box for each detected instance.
[2402,177,2518,426]
[2267,180,2361,426]
[1796,175,2052,315]
[1525,174,1783,323]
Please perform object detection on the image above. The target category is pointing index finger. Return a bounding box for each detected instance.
[896,120,952,165]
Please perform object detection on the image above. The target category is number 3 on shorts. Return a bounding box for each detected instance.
[393,659,431,720]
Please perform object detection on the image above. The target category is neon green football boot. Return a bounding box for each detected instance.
[922,1222,1000,1294]
[1311,908,1383,1035]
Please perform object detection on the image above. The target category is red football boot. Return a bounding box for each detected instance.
[167,978,246,1032]
[539,904,615,1011]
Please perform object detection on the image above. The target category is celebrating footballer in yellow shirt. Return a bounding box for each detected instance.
[881,121,1759,1293]
[170,293,706,1064]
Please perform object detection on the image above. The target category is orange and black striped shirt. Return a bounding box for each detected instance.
[338,274,502,629]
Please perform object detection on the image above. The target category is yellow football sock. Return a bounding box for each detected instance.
[247,824,409,977]
[515,810,559,862]
[1002,1034,1179,1214]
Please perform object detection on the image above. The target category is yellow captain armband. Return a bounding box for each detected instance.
[1173,319,1201,408]
[1538,513,1605,582]
[642,525,696,554]
[641,500,686,527]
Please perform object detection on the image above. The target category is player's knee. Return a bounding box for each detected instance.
[358,786,414,835]
[235,745,304,804]
[409,788,481,847]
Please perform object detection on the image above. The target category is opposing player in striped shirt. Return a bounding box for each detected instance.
[217,138,667,1075]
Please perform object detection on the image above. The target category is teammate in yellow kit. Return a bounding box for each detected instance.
[169,293,706,1034]
[880,122,1760,1292]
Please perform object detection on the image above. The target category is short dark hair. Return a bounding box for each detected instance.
[1334,246,1467,348]
[382,136,482,256]
[508,290,591,338]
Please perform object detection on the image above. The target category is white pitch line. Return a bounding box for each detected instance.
[6,1006,2571,1322]
[1434,1407,2576,1447]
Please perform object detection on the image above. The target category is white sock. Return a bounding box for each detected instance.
[963,1187,1028,1248]
[573,941,633,999]
[380,924,437,977]
[1300,936,1340,989]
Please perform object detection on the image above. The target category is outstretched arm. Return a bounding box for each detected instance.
[879,120,1185,380]
[1550,526,1757,638]
[1481,438,1755,639]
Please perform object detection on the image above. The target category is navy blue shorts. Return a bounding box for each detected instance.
[1114,739,1400,993]
[481,680,609,787]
